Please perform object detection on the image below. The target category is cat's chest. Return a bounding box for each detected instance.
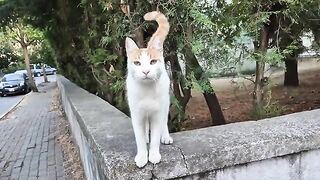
[130,86,164,111]
[138,88,160,104]
[140,98,160,112]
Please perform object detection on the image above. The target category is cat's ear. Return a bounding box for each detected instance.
[147,36,163,52]
[125,37,139,55]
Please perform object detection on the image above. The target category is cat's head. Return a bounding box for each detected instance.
[125,37,164,83]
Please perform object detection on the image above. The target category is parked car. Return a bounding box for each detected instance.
[0,73,30,97]
[30,64,43,77]
[44,66,57,75]
[15,70,28,77]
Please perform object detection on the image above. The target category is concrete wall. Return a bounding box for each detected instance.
[57,75,320,180]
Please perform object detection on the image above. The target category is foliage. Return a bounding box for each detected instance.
[30,39,56,66]
[0,47,18,69]
[0,30,23,72]
[251,101,286,120]
[4,22,43,47]
[0,0,319,130]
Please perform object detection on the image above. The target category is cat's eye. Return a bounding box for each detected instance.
[133,61,141,66]
[150,59,158,65]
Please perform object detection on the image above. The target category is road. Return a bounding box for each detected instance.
[34,74,56,85]
[0,75,56,119]
[0,94,24,118]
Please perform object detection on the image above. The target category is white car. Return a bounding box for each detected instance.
[44,66,57,75]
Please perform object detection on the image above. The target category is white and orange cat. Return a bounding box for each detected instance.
[125,11,172,168]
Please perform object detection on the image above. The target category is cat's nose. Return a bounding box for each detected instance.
[143,70,150,75]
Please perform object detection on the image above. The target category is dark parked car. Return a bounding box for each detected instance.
[0,73,30,97]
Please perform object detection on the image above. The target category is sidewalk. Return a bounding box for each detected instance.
[0,82,66,180]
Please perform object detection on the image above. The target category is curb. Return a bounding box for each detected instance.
[0,92,33,120]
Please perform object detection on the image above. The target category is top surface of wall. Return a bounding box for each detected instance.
[57,75,320,179]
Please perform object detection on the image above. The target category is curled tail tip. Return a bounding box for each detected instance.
[144,11,164,21]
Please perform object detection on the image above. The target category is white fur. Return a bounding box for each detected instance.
[125,38,173,168]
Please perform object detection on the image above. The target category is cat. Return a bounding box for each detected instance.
[125,11,172,168]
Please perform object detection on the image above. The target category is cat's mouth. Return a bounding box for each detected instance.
[142,76,153,81]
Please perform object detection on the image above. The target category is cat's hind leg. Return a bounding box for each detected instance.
[160,100,173,145]
[161,125,173,145]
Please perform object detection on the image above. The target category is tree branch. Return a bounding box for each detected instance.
[90,65,105,85]
[26,39,35,46]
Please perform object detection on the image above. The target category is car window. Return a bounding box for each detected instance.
[2,74,24,82]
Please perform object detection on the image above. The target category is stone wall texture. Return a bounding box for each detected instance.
[57,75,320,180]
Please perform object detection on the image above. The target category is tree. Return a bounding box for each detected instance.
[215,0,320,117]
[2,0,319,128]
[275,0,319,86]
[36,0,227,130]
[0,32,21,70]
[42,63,48,83]
[30,39,56,67]
[0,47,16,69]
[5,22,43,92]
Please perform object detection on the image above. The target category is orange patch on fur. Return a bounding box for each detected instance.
[147,48,161,60]
[128,49,143,61]
[128,48,162,62]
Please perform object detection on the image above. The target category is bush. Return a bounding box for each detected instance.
[251,102,286,120]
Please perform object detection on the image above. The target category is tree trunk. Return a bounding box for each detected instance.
[284,58,299,86]
[253,25,268,113]
[183,23,225,125]
[253,61,265,111]
[203,93,225,125]
[22,45,38,92]
[166,39,191,132]
[42,64,49,83]
[183,46,226,126]
[132,28,145,48]
[311,26,320,47]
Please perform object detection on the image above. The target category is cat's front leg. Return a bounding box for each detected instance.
[131,113,148,168]
[145,119,150,144]
[148,113,162,164]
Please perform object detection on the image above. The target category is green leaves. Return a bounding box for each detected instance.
[4,20,44,47]
[265,48,284,64]
[190,8,216,30]
[89,48,118,66]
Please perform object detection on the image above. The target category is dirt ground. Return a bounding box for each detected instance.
[183,59,320,130]
[52,87,85,180]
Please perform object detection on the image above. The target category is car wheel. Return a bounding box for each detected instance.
[23,88,29,94]
[37,72,41,77]
[0,94,4,97]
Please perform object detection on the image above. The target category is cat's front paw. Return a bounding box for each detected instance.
[148,150,161,164]
[161,135,173,145]
[135,153,148,168]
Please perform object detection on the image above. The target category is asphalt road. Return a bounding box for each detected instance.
[0,94,24,118]
[0,75,56,119]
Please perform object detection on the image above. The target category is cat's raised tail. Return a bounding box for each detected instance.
[144,11,170,50]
